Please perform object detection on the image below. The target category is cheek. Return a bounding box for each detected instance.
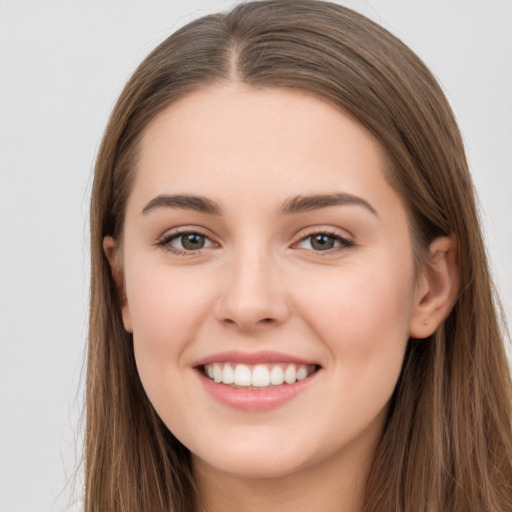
[125,264,215,389]
[294,261,416,437]
[296,258,416,373]
[128,263,209,335]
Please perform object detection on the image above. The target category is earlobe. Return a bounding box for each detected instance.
[103,236,133,333]
[409,236,459,339]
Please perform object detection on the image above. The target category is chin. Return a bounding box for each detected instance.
[190,434,316,480]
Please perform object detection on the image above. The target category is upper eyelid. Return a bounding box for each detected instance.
[299,229,350,238]
[157,226,216,243]
[293,225,354,242]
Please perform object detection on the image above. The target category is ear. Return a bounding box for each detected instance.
[409,236,459,339]
[103,236,133,333]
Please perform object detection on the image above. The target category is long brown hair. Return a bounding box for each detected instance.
[86,1,512,510]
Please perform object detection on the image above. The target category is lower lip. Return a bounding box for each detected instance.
[197,369,320,411]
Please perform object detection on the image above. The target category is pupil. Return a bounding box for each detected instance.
[182,233,205,250]
[311,234,334,250]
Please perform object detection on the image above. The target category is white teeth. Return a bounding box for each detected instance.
[213,363,223,383]
[284,364,296,384]
[252,365,270,387]
[234,364,252,386]
[222,363,234,384]
[204,362,316,387]
[296,366,308,381]
[270,366,284,385]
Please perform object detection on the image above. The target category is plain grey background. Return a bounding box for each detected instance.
[1,1,511,510]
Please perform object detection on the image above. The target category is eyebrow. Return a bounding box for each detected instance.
[141,192,377,217]
[142,194,222,215]
[280,193,377,216]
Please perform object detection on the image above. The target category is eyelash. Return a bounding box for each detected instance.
[156,230,216,256]
[294,230,355,255]
[156,229,355,256]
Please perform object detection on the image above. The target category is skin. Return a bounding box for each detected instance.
[105,84,458,512]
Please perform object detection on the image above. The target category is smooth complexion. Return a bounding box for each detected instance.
[105,84,457,512]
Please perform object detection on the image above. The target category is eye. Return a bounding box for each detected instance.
[157,231,216,253]
[296,232,353,252]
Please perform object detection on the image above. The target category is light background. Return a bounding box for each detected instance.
[0,1,511,510]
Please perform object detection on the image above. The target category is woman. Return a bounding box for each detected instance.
[86,1,512,510]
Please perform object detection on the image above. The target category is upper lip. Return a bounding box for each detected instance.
[193,350,320,367]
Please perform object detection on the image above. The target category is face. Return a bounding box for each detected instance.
[110,84,424,482]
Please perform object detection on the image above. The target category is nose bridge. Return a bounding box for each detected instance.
[215,237,289,330]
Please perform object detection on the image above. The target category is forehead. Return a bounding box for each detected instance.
[129,84,399,218]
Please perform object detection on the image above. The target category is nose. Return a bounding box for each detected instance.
[214,248,290,333]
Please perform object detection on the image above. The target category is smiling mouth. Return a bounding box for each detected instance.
[201,362,320,389]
